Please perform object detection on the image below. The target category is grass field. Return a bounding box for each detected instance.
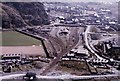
[1,31,41,46]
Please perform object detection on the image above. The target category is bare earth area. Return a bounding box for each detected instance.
[0,46,45,56]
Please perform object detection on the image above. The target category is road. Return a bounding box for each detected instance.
[91,35,119,45]
[40,27,80,75]
[37,74,120,80]
[0,74,25,81]
[84,25,120,73]
[1,73,120,80]
[89,31,120,63]
[84,25,108,61]
[15,26,80,75]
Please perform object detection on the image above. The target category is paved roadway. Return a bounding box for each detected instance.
[0,73,120,80]
[0,74,25,81]
[84,25,108,61]
[37,74,120,80]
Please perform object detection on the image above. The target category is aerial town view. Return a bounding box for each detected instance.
[0,0,120,81]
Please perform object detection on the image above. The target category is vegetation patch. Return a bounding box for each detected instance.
[1,31,41,46]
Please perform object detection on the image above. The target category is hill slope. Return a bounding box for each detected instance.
[1,2,50,28]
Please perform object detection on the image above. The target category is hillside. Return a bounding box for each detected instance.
[1,2,50,29]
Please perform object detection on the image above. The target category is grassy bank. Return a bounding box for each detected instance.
[1,31,41,46]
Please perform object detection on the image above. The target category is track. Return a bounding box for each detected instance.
[15,27,79,75]
[84,25,108,61]
[40,27,80,75]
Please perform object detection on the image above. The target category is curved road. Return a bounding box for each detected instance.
[84,25,108,61]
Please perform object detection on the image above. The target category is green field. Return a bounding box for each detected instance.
[1,31,41,46]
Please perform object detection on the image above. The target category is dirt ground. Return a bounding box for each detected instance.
[0,46,45,56]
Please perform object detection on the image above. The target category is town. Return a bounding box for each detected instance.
[0,1,120,81]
